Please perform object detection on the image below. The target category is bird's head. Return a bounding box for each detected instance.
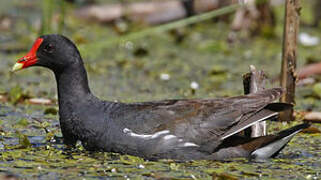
[12,34,82,73]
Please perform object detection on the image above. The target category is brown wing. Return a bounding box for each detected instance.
[118,88,283,145]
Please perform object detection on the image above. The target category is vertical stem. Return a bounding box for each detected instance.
[279,0,300,121]
[41,0,53,34]
[243,65,267,137]
[313,0,321,27]
[58,0,65,34]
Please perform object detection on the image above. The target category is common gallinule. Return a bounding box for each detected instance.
[12,34,309,160]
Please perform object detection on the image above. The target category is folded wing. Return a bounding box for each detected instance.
[117,88,286,150]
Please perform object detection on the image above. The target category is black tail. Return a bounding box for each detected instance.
[250,123,310,159]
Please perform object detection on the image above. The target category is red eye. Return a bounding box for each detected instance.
[44,43,55,53]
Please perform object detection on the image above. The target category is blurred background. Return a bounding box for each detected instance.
[0,0,320,106]
[0,0,320,179]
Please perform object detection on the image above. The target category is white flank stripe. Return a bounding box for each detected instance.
[220,112,278,140]
[123,128,172,140]
[163,135,176,140]
[123,128,132,134]
[151,130,170,138]
[183,142,199,147]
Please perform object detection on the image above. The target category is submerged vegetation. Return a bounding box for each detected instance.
[0,0,320,179]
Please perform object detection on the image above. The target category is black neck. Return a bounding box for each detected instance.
[54,62,92,104]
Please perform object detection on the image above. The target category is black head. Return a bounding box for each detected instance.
[12,34,83,73]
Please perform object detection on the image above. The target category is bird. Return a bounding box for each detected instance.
[12,34,309,161]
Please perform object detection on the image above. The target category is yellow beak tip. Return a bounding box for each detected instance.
[11,63,23,72]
